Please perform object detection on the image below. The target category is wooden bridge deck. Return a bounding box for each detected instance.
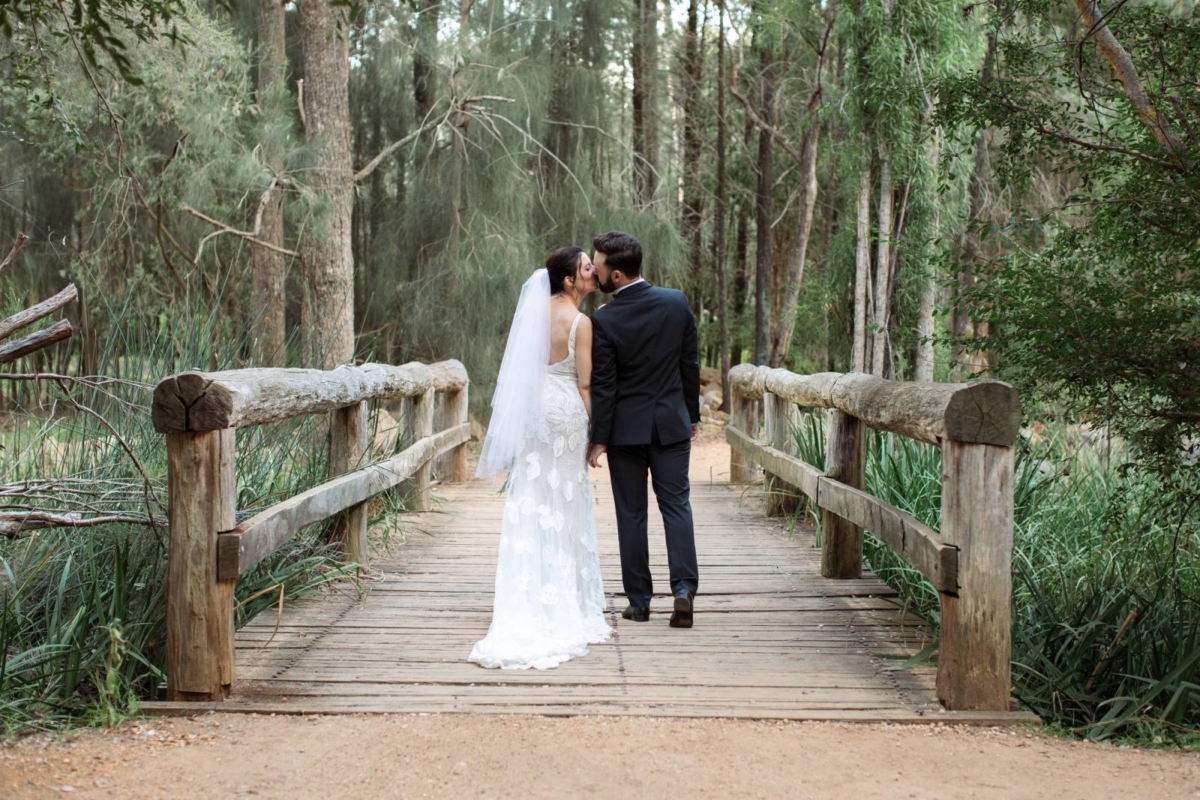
[171,445,1026,723]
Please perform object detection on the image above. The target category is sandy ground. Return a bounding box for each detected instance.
[3,714,1199,799]
[4,432,1198,798]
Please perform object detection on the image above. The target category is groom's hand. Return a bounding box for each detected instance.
[691,424,700,442]
[587,444,607,468]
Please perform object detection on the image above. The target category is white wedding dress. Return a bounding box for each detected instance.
[469,314,612,669]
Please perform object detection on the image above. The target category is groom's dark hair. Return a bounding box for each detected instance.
[593,231,642,277]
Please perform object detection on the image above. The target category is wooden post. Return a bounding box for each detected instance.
[444,384,469,482]
[763,392,800,516]
[821,410,865,578]
[729,393,760,484]
[166,429,236,701]
[329,400,369,564]
[403,387,435,511]
[937,441,1014,711]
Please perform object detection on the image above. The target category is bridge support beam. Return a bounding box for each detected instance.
[821,410,864,579]
[330,400,369,564]
[937,441,1014,711]
[729,393,760,484]
[763,392,800,517]
[166,428,236,701]
[443,384,470,483]
[402,388,435,511]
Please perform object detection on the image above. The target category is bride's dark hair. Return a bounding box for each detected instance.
[545,246,585,294]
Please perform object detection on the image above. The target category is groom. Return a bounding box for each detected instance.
[586,231,700,628]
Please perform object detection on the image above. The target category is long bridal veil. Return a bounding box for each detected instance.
[476,268,551,480]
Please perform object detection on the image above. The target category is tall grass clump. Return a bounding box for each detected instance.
[0,276,362,735]
[792,412,1200,743]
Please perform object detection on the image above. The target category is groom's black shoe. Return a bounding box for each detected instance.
[622,604,650,622]
[670,590,694,629]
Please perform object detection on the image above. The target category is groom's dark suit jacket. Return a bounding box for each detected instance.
[590,281,701,447]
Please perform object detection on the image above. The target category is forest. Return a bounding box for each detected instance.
[0,0,1197,742]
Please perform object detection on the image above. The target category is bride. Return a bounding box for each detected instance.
[469,247,612,669]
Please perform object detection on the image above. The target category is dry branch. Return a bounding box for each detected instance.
[0,511,160,539]
[0,284,78,342]
[0,233,28,277]
[0,319,73,365]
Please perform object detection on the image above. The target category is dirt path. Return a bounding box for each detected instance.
[4,713,1198,799]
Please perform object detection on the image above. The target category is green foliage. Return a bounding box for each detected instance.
[0,276,357,735]
[938,1,1200,469]
[793,415,1200,744]
[1,0,191,86]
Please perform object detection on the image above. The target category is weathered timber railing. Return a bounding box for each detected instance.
[152,360,470,701]
[726,364,1021,711]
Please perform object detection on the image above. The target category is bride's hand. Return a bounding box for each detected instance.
[587,444,607,468]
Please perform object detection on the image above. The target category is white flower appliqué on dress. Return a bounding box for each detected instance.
[469,314,611,670]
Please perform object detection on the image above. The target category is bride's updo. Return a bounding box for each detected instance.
[545,246,585,294]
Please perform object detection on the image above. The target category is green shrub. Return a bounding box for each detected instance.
[793,413,1200,743]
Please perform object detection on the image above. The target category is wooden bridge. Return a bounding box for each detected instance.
[143,360,1033,724]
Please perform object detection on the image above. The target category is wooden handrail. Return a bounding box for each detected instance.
[727,364,1015,713]
[725,425,958,592]
[217,423,471,579]
[161,359,471,702]
[152,360,468,433]
[729,364,1022,446]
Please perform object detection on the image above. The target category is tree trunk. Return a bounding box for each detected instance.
[449,0,474,244]
[296,0,355,369]
[753,43,775,366]
[851,163,871,373]
[816,144,839,371]
[413,0,440,127]
[682,0,704,308]
[731,114,753,368]
[632,0,659,207]
[914,126,941,383]
[953,31,996,377]
[715,5,730,411]
[1072,0,1183,153]
[914,264,937,382]
[251,0,288,368]
[767,123,819,369]
[870,142,893,377]
[768,5,835,368]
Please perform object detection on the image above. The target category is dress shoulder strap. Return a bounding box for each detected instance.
[568,313,584,354]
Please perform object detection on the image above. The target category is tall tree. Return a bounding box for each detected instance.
[851,162,871,372]
[867,0,895,377]
[752,39,775,365]
[951,30,996,376]
[715,3,730,409]
[632,0,659,207]
[767,1,836,368]
[681,0,705,306]
[413,0,440,127]
[296,0,355,368]
[251,0,288,367]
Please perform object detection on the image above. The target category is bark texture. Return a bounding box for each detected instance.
[251,0,288,368]
[297,0,355,368]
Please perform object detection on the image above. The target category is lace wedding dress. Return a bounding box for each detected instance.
[469,314,612,669]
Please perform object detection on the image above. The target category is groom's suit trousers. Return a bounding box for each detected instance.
[606,431,699,609]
